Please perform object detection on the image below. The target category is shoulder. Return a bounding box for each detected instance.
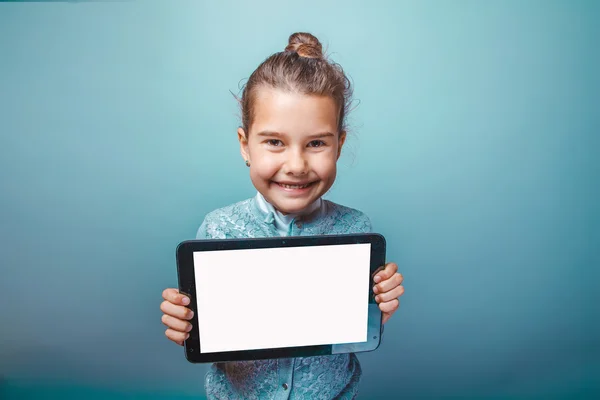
[322,200,373,233]
[204,198,253,222]
[196,198,254,239]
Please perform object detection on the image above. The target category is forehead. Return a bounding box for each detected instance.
[250,87,338,135]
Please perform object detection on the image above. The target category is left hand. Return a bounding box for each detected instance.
[373,262,404,324]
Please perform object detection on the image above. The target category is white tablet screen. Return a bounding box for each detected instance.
[193,243,371,354]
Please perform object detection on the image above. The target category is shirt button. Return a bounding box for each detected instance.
[282,383,289,390]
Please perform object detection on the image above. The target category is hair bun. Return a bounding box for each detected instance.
[285,32,323,59]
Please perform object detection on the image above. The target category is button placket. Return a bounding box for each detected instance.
[275,357,293,399]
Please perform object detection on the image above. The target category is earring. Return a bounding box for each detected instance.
[245,160,251,167]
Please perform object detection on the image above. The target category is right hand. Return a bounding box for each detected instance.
[160,288,194,346]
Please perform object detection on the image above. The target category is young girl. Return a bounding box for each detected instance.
[160,32,405,399]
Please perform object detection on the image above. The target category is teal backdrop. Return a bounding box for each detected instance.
[1,1,598,399]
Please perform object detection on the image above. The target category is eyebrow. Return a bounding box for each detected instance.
[256,131,336,139]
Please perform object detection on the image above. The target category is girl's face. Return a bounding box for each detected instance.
[239,87,345,215]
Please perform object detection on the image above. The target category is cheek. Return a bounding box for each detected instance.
[312,154,338,179]
[251,155,281,179]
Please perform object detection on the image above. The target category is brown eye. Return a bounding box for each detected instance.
[267,139,283,146]
[308,140,326,148]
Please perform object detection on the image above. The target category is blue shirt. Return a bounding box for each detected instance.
[254,192,323,237]
[196,194,373,400]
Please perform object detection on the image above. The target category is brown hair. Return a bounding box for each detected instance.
[240,32,352,135]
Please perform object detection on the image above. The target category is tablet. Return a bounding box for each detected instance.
[176,233,386,363]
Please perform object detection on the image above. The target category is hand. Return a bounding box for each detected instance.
[160,288,194,346]
[373,262,404,324]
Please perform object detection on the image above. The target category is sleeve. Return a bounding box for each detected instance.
[364,214,373,233]
[196,218,209,239]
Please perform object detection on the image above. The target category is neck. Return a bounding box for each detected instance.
[255,192,321,218]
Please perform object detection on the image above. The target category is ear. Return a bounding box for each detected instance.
[336,130,347,160]
[238,127,250,163]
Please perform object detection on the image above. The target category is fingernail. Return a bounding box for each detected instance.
[373,286,379,294]
[374,276,381,283]
[182,297,190,305]
[185,333,190,340]
[188,311,194,319]
[186,324,192,332]
[375,295,380,303]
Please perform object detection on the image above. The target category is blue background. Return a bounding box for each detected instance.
[1,1,598,399]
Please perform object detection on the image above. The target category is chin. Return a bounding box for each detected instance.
[270,199,312,214]
[256,179,331,213]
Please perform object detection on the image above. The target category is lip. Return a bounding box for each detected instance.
[276,181,314,186]
[272,180,317,193]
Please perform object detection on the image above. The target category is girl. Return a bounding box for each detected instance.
[160,32,405,399]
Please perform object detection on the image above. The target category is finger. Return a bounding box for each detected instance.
[162,314,193,333]
[165,328,189,346]
[371,265,385,280]
[379,298,399,314]
[162,288,190,306]
[373,262,398,284]
[373,272,403,294]
[160,300,194,320]
[375,285,404,303]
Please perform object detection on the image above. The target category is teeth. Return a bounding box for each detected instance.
[280,183,310,189]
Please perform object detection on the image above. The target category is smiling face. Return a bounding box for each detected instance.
[239,87,346,214]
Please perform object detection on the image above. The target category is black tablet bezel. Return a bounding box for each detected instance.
[176,233,386,363]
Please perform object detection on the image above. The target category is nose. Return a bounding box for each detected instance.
[283,148,308,175]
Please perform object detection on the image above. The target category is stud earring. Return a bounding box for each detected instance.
[245,160,251,167]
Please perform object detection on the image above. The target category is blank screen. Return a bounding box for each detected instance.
[193,243,371,354]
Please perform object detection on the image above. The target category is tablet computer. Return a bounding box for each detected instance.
[176,233,386,363]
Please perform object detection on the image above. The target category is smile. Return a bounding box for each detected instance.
[274,181,316,190]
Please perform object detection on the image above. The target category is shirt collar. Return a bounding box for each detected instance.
[254,191,322,231]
